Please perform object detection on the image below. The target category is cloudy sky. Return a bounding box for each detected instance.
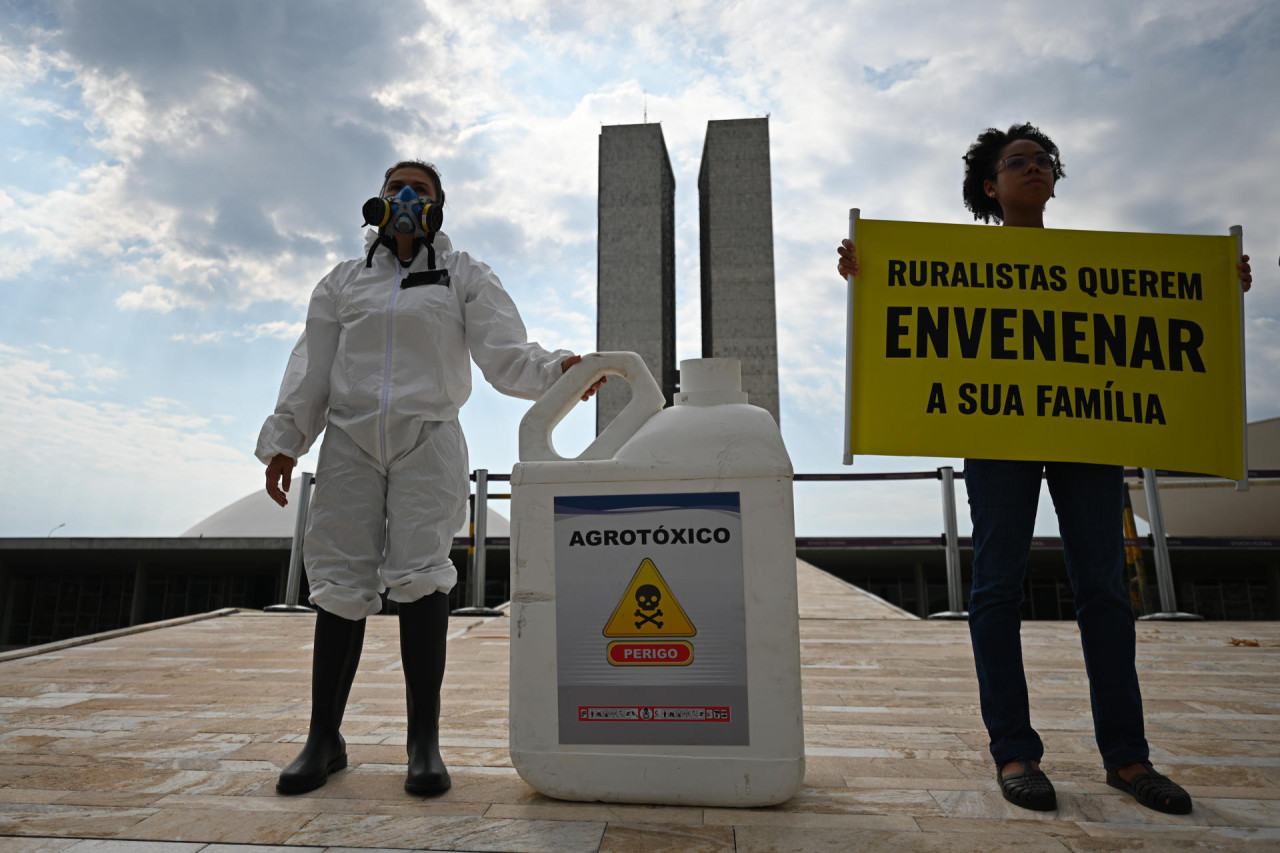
[2,0,1277,540]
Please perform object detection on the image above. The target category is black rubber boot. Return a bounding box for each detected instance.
[276,607,366,794]
[399,591,452,795]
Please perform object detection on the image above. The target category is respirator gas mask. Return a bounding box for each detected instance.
[363,184,443,240]
[361,184,446,277]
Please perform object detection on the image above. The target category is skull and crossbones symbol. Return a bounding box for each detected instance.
[633,584,664,629]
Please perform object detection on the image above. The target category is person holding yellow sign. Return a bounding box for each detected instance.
[837,123,1252,816]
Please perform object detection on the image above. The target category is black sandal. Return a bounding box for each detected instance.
[998,756,1057,811]
[1106,761,1192,815]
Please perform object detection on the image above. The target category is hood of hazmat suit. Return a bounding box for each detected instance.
[256,230,573,470]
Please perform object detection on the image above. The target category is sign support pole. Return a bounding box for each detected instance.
[1232,224,1249,493]
[843,208,859,466]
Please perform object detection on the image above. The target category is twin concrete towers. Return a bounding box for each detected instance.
[595,118,779,433]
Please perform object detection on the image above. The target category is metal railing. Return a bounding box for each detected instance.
[451,469,505,616]
[266,471,315,613]
[271,465,1279,620]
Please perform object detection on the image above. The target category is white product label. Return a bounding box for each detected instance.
[553,492,748,745]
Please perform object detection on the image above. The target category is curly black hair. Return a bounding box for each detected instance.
[382,160,445,207]
[961,123,1064,224]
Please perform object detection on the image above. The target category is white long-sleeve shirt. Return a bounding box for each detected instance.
[256,231,572,469]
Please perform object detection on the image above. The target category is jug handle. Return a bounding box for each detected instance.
[519,351,665,462]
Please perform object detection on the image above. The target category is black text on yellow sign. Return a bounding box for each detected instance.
[602,557,696,638]
[846,219,1245,479]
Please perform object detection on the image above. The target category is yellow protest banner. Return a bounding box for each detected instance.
[846,219,1245,479]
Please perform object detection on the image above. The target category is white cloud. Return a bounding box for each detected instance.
[0,350,73,395]
[240,321,304,342]
[81,354,124,383]
[171,322,304,345]
[0,347,260,536]
[171,331,226,344]
[0,31,63,91]
[116,283,198,313]
[12,95,81,123]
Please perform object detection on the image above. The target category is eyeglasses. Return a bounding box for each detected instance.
[995,152,1057,174]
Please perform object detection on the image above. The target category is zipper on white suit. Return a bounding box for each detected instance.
[379,262,405,471]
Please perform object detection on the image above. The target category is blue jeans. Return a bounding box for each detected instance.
[964,459,1148,770]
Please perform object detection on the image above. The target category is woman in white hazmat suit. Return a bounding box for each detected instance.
[257,160,602,796]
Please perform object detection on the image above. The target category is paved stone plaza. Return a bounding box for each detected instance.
[1,562,1277,852]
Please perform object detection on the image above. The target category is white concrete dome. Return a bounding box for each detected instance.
[1130,417,1279,536]
[181,485,509,538]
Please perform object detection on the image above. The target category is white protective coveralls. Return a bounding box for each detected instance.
[257,231,572,620]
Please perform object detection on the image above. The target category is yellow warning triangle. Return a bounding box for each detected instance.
[602,557,696,638]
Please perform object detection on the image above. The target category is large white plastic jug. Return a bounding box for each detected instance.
[508,352,804,806]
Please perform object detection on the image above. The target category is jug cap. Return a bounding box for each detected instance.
[676,358,748,406]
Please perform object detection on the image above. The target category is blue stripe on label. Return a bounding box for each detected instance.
[554,492,741,514]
